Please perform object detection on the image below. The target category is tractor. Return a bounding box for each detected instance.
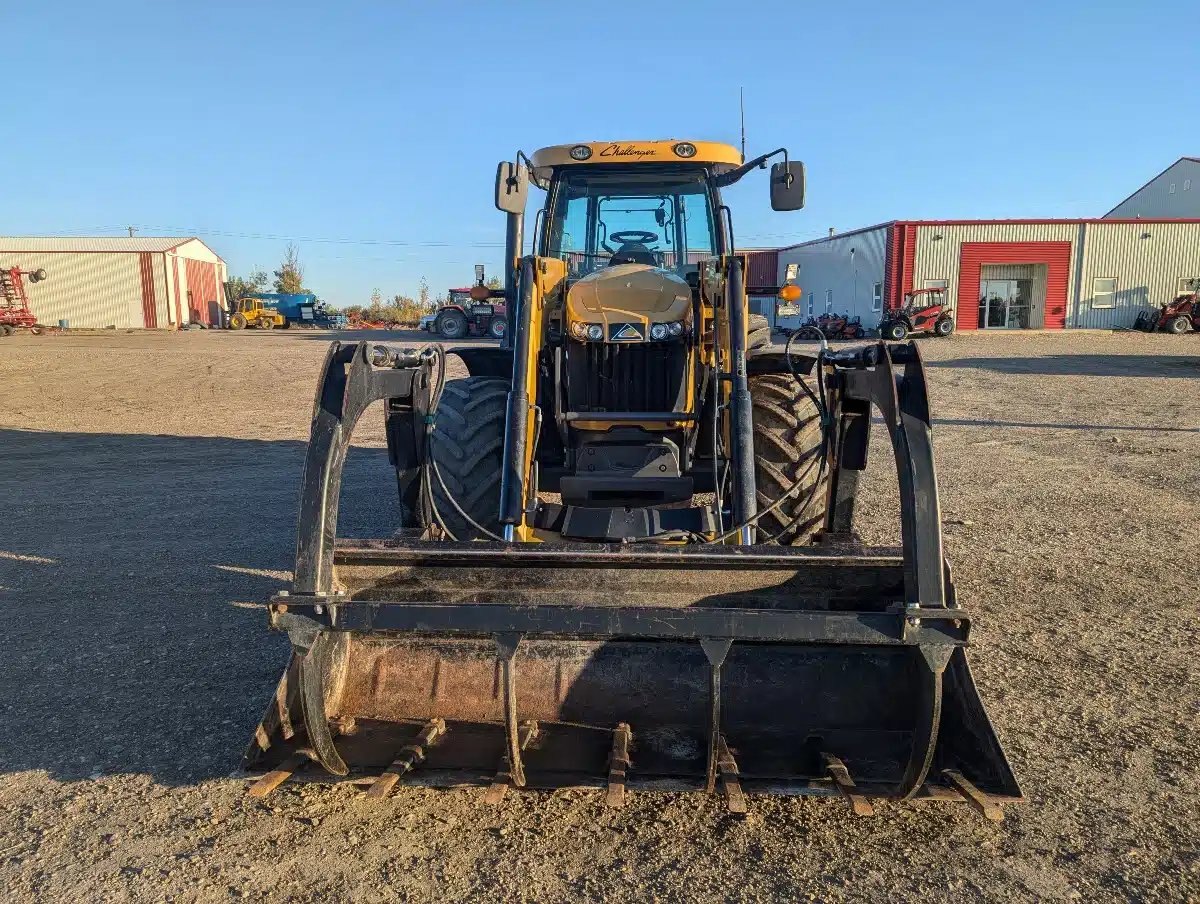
[1133,291,1199,334]
[242,139,1019,819]
[429,266,509,340]
[880,287,955,340]
[225,293,288,330]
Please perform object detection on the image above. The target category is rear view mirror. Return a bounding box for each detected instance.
[770,161,806,211]
[495,161,529,214]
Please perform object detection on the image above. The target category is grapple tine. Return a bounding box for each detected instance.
[483,720,539,805]
[495,633,526,788]
[247,751,311,799]
[716,736,747,815]
[822,753,874,817]
[699,638,733,794]
[365,718,446,801]
[605,723,632,809]
[942,769,1004,822]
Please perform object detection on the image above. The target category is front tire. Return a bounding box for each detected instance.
[934,316,955,337]
[749,373,827,545]
[488,317,507,340]
[1168,315,1190,334]
[260,318,275,331]
[229,313,247,330]
[425,376,509,540]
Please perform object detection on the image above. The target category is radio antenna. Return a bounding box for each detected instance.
[739,87,746,160]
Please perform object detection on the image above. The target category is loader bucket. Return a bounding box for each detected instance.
[243,342,1021,816]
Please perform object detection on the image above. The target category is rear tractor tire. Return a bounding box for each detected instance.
[424,376,509,540]
[1168,315,1190,335]
[488,316,507,340]
[747,313,772,350]
[749,372,828,545]
[229,313,247,330]
[884,320,908,341]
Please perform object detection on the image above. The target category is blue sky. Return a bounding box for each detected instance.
[5,0,1197,305]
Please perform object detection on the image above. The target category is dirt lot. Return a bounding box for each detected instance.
[1,328,1197,902]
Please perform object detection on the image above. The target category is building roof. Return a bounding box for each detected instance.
[0,236,203,253]
[1103,156,1200,217]
[779,215,1200,250]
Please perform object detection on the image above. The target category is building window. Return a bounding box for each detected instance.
[1185,179,1193,191]
[807,292,814,316]
[1092,277,1117,309]
[872,282,883,312]
[1169,183,1176,194]
[825,289,833,313]
[1179,277,1200,295]
[923,278,949,296]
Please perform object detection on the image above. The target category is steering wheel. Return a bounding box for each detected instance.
[610,230,659,245]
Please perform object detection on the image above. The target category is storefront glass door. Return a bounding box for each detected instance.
[979,279,1032,329]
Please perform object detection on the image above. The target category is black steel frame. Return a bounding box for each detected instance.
[250,336,1015,806]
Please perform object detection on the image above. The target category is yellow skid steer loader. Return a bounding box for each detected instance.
[244,140,1020,818]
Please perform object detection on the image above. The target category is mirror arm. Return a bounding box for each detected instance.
[711,147,789,188]
[515,150,549,190]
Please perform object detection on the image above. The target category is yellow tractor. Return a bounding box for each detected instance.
[227,296,286,330]
[243,139,1020,819]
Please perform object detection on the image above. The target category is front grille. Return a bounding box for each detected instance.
[565,342,685,413]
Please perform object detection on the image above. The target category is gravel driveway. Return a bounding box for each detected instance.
[0,329,1196,902]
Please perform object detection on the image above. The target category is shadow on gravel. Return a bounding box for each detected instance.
[928,354,1199,378]
[0,428,398,786]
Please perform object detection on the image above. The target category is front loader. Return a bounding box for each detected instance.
[244,140,1020,818]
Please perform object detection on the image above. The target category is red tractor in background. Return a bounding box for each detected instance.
[425,265,508,340]
[0,266,47,336]
[1133,291,1199,334]
[790,312,865,341]
[879,288,956,340]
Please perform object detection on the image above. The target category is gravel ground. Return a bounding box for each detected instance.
[1,328,1197,903]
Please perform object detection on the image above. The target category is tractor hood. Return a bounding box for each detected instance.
[566,264,692,327]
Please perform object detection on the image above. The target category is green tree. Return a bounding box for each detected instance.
[273,243,305,294]
[485,275,502,291]
[225,269,269,300]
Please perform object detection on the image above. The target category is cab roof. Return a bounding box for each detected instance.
[529,140,742,181]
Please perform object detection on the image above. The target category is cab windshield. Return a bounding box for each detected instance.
[544,166,718,279]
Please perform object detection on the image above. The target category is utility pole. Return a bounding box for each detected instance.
[127,226,137,238]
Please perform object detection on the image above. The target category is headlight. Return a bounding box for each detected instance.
[569,145,593,160]
[586,324,604,341]
[672,142,697,158]
[650,321,685,340]
[569,321,587,339]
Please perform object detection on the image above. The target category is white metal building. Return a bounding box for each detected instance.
[777,219,1200,331]
[1106,157,1200,219]
[0,237,227,329]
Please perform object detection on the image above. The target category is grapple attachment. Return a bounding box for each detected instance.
[244,341,1021,817]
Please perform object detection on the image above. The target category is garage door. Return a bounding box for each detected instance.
[184,259,219,326]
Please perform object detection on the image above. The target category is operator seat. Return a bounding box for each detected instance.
[610,243,657,266]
